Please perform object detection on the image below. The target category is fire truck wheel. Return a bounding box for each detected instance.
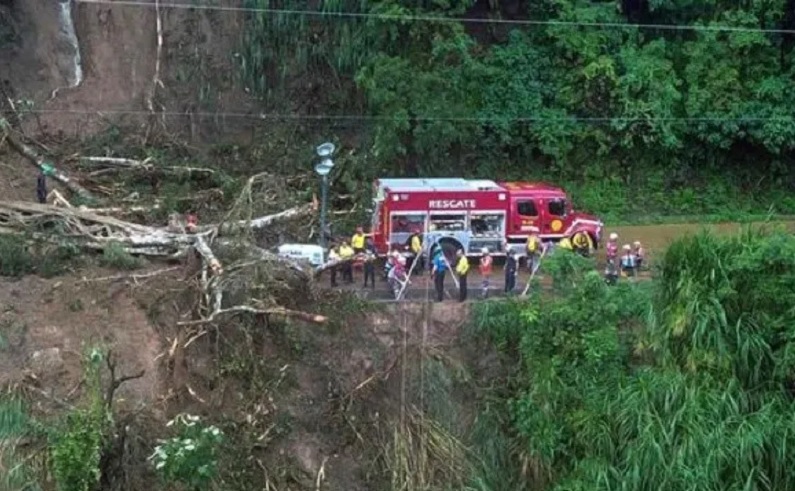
[431,239,461,264]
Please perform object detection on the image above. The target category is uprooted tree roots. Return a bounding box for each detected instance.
[0,122,332,326]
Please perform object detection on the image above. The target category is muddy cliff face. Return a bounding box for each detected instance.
[2,0,255,140]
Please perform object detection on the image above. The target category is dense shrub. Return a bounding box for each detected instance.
[474,228,795,490]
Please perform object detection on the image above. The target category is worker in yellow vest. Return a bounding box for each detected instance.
[338,240,355,283]
[571,231,593,257]
[327,244,340,287]
[455,249,470,302]
[409,232,424,273]
[351,226,368,254]
[526,229,542,272]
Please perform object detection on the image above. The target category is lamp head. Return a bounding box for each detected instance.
[314,161,333,176]
[316,142,336,158]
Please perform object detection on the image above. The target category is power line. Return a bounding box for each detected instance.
[75,0,795,35]
[24,108,795,123]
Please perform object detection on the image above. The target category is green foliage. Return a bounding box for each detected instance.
[0,235,82,278]
[0,396,42,491]
[541,250,596,292]
[50,348,109,491]
[150,414,224,491]
[467,402,524,491]
[240,0,795,220]
[648,227,795,388]
[0,235,35,277]
[475,229,795,490]
[98,243,143,270]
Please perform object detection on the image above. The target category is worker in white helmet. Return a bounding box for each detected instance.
[606,232,619,265]
[620,244,636,277]
[633,241,645,271]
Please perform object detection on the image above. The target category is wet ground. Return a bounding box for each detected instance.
[326,220,795,302]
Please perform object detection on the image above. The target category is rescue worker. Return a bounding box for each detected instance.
[606,232,619,265]
[479,247,493,298]
[36,171,47,204]
[384,248,398,281]
[351,227,367,254]
[409,231,424,274]
[431,250,448,302]
[455,249,469,302]
[558,236,574,251]
[363,238,376,288]
[388,253,408,299]
[504,249,518,294]
[526,229,542,273]
[328,244,340,287]
[338,240,355,283]
[572,231,593,257]
[604,259,618,286]
[620,244,636,277]
[633,241,645,271]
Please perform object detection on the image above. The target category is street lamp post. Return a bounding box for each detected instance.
[314,142,335,250]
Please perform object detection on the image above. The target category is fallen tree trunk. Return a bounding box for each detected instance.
[177,305,326,326]
[213,202,316,235]
[0,197,328,326]
[79,156,215,177]
[0,120,95,202]
[0,199,314,254]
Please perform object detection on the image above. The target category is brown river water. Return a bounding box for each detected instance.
[606,220,795,262]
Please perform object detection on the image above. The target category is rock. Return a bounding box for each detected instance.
[29,347,64,373]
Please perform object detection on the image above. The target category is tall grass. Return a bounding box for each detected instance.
[0,395,41,491]
[648,228,795,388]
[382,407,475,491]
[472,228,795,490]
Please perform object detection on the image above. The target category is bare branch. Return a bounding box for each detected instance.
[0,120,95,201]
[79,156,215,177]
[177,305,327,326]
[77,266,180,284]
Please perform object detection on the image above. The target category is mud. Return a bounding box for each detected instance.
[609,220,795,254]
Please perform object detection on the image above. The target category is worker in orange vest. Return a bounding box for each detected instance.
[479,247,493,298]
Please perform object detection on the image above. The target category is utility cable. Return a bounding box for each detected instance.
[75,0,795,35]
[22,108,795,123]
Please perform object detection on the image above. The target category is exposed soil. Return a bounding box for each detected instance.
[2,2,795,489]
[3,0,256,141]
[0,268,162,409]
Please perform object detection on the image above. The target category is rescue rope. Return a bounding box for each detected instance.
[522,246,548,296]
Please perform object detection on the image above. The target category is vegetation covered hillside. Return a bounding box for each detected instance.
[473,226,795,490]
[240,0,795,220]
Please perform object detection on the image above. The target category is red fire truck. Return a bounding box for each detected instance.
[370,178,603,258]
